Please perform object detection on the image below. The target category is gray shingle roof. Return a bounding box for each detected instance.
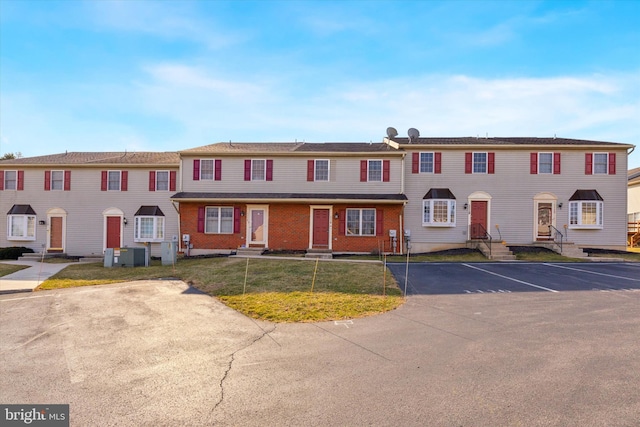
[389,136,630,146]
[0,152,180,166]
[180,142,398,154]
[171,192,407,202]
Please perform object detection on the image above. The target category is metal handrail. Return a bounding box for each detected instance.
[549,224,564,253]
[472,223,493,258]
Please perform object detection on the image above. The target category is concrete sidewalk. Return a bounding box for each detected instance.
[0,260,73,294]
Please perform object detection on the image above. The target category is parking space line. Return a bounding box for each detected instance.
[543,264,640,282]
[462,264,559,293]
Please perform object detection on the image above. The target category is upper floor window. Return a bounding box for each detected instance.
[156,171,169,191]
[585,153,616,175]
[3,170,17,190]
[530,152,561,175]
[51,171,63,190]
[420,153,433,173]
[149,171,176,191]
[412,152,442,174]
[346,208,376,236]
[568,190,604,229]
[244,159,273,181]
[465,152,495,174]
[193,159,222,181]
[101,170,128,191]
[307,159,330,182]
[360,160,390,182]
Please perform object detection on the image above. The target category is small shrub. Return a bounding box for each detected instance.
[0,246,35,260]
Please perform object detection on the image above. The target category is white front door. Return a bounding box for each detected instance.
[247,205,268,247]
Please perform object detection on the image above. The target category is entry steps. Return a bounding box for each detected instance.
[473,241,516,261]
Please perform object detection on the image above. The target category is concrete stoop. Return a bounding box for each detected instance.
[235,247,266,257]
[305,250,333,259]
[473,241,516,261]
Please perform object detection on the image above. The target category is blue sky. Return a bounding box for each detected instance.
[1,0,639,167]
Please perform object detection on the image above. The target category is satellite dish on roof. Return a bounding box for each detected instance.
[386,127,398,138]
[408,128,420,143]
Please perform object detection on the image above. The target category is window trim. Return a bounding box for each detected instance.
[107,170,121,191]
[345,208,376,236]
[314,159,330,182]
[419,152,435,174]
[7,214,36,241]
[133,216,165,242]
[155,170,170,191]
[473,152,488,174]
[569,200,603,229]
[422,199,456,227]
[204,206,235,234]
[3,170,18,190]
[367,160,382,182]
[251,159,266,181]
[538,152,553,174]
[592,152,609,175]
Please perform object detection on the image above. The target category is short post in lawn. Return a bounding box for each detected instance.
[383,253,387,296]
[243,257,249,296]
[310,257,319,293]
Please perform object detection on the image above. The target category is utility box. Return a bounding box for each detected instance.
[114,247,146,267]
[104,248,114,268]
[161,241,177,266]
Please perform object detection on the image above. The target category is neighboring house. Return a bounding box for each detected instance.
[0,152,180,257]
[171,143,407,255]
[628,167,640,246]
[385,136,633,252]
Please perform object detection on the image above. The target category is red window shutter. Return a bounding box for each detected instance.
[101,171,107,191]
[553,153,561,175]
[234,206,241,233]
[149,171,156,191]
[307,160,314,181]
[530,153,538,174]
[465,153,472,174]
[266,159,273,181]
[17,171,24,190]
[121,171,128,191]
[169,171,176,191]
[45,170,51,191]
[360,160,368,182]
[215,159,222,181]
[0,171,4,190]
[488,153,495,174]
[585,153,593,175]
[412,152,419,174]
[339,210,346,235]
[244,160,251,181]
[383,160,390,182]
[193,159,200,181]
[197,207,205,233]
[435,152,442,174]
[64,170,71,191]
[376,209,384,236]
[608,152,616,175]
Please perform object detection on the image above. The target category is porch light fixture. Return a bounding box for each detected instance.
[558,202,563,209]
[39,220,46,225]
[463,203,468,210]
[334,213,339,219]
[123,218,128,225]
[241,211,245,217]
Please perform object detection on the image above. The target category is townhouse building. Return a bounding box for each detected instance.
[171,143,407,255]
[1,135,633,258]
[0,152,180,257]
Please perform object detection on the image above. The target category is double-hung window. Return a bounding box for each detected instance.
[473,153,487,173]
[205,207,234,234]
[346,209,376,236]
[3,170,17,190]
[593,153,608,174]
[586,152,616,175]
[315,160,329,181]
[252,160,266,181]
[465,152,495,174]
[538,153,553,174]
[422,189,456,227]
[420,153,434,173]
[568,190,604,229]
[368,160,382,182]
[108,171,121,191]
[51,171,64,190]
[200,160,214,180]
[156,171,169,191]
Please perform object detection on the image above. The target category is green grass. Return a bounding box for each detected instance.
[0,263,30,277]
[514,252,587,262]
[37,257,404,322]
[588,252,640,262]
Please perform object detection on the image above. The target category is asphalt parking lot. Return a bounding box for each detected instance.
[388,262,640,295]
[1,266,639,426]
